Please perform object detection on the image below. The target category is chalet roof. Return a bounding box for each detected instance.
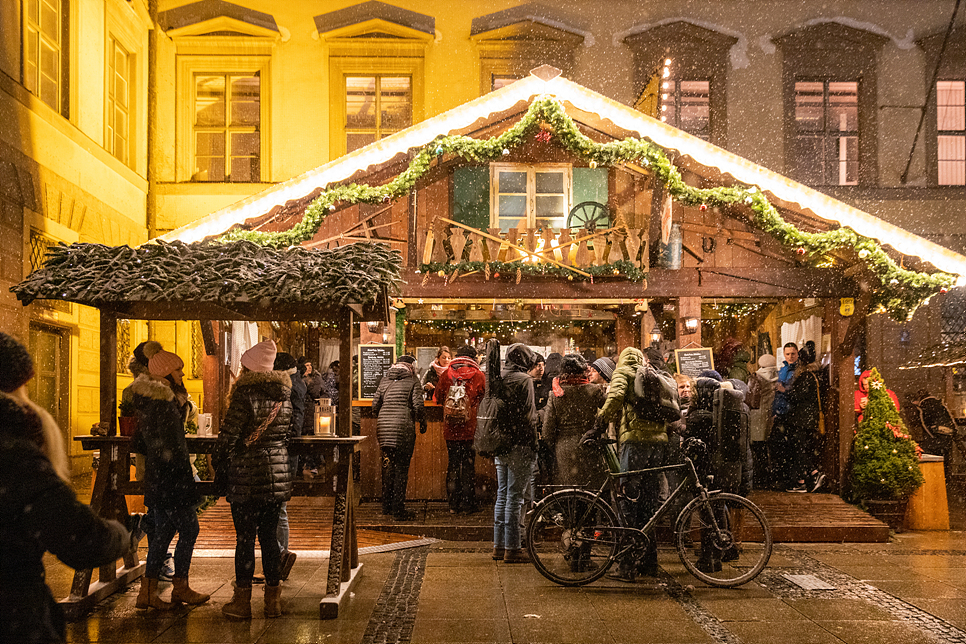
[898,343,966,370]
[11,240,401,321]
[159,69,966,285]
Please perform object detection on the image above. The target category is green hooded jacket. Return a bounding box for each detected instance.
[598,347,668,445]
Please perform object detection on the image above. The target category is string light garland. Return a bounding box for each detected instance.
[219,97,955,320]
[408,318,613,334]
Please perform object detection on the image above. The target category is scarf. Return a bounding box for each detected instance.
[552,373,590,398]
[430,360,447,376]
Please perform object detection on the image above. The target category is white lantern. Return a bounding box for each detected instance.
[314,398,336,436]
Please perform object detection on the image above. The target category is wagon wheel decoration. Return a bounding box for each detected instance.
[567,201,609,232]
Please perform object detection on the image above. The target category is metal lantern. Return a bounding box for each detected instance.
[314,397,336,436]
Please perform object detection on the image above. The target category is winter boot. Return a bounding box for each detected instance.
[492,547,505,561]
[221,583,253,621]
[264,583,282,618]
[170,576,210,605]
[135,576,174,610]
[503,549,530,564]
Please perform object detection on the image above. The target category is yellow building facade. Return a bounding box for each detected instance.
[3,0,966,473]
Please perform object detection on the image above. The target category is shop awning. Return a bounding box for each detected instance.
[898,342,966,369]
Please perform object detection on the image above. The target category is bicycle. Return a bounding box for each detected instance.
[525,437,772,588]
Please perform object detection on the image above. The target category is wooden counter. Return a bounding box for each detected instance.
[353,400,497,502]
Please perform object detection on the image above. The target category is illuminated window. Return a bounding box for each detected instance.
[491,75,521,92]
[106,37,131,165]
[344,75,412,153]
[192,72,261,182]
[23,0,66,114]
[490,164,571,232]
[793,80,859,186]
[937,80,966,185]
[661,79,710,139]
[29,229,70,313]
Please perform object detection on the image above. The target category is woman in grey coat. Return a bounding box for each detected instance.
[372,355,425,520]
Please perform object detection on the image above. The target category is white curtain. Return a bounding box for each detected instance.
[778,315,822,363]
[229,321,259,377]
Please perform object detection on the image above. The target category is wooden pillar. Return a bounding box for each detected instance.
[616,315,641,352]
[677,297,702,348]
[202,321,226,433]
[100,309,117,435]
[831,294,868,495]
[338,308,354,437]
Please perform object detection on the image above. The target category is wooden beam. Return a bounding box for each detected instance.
[100,310,117,435]
[338,308,353,437]
[400,267,857,299]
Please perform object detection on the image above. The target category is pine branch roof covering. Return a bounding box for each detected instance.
[12,240,401,317]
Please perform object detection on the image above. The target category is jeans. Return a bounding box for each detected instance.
[381,441,415,515]
[145,504,199,579]
[277,502,289,554]
[230,500,283,586]
[493,445,536,550]
[619,442,666,570]
[445,440,477,512]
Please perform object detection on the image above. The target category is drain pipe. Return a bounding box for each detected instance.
[146,0,159,239]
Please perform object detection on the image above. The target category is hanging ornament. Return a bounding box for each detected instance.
[485,263,491,281]
[435,145,444,156]
[796,247,806,256]
[858,249,870,259]
[493,272,500,278]
[421,273,429,287]
[699,204,708,211]
[890,278,899,286]
[502,148,510,156]
[589,160,598,169]
[535,130,551,143]
[329,204,337,211]
[516,267,522,284]
[437,270,445,278]
[941,286,949,294]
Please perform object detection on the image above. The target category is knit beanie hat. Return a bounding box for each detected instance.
[133,340,163,367]
[397,354,416,365]
[699,369,723,381]
[149,350,184,378]
[0,332,35,392]
[241,339,277,372]
[591,357,615,383]
[274,352,298,374]
[456,345,477,358]
[758,354,776,369]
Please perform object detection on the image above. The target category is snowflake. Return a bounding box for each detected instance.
[870,380,883,389]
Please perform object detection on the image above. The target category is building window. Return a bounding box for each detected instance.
[344,75,411,153]
[793,80,859,186]
[29,229,70,313]
[661,79,710,140]
[490,164,571,232]
[491,74,521,92]
[106,37,131,165]
[23,0,66,114]
[937,80,965,185]
[192,72,260,182]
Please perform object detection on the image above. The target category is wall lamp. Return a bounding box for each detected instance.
[683,317,699,334]
[649,325,663,345]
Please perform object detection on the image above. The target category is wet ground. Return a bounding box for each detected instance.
[44,527,966,644]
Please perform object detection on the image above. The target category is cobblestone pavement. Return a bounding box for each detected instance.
[56,531,966,644]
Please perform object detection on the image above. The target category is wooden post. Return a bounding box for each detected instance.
[677,297,702,348]
[202,321,224,432]
[338,309,354,437]
[616,315,640,352]
[100,309,117,436]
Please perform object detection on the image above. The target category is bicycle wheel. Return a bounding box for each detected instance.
[674,492,772,587]
[526,489,620,586]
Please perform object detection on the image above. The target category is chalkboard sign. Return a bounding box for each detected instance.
[358,344,395,400]
[674,347,715,379]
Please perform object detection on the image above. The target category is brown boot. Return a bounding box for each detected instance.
[492,547,505,561]
[264,583,282,618]
[503,549,530,564]
[221,583,252,621]
[171,576,210,605]
[135,576,174,610]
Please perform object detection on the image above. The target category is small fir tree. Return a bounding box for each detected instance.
[851,368,924,500]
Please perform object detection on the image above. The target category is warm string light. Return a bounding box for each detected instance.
[407,319,613,334]
[660,57,672,122]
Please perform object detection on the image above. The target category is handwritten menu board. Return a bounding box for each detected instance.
[358,344,395,400]
[674,347,715,379]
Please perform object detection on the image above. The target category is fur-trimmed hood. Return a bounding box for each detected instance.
[129,373,175,401]
[227,369,292,402]
[0,390,70,482]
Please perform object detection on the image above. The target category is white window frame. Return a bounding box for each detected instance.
[23,0,64,112]
[105,35,132,165]
[489,163,572,231]
[937,79,966,186]
[176,55,271,183]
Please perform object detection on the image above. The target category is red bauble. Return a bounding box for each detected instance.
[796,247,806,256]
[941,287,949,294]
[493,272,500,278]
[699,204,708,211]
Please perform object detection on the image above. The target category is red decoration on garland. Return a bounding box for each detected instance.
[493,272,500,278]
[535,130,552,143]
[796,247,806,256]
[941,287,949,294]
[699,204,708,211]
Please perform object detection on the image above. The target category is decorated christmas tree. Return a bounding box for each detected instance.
[851,368,924,501]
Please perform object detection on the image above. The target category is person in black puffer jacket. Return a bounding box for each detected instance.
[0,332,134,643]
[372,355,425,520]
[215,340,293,620]
[493,343,540,564]
[130,350,208,610]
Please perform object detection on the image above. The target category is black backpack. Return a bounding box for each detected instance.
[474,339,510,458]
[632,361,681,423]
[712,387,749,493]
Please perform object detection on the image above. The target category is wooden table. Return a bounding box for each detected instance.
[70,434,365,620]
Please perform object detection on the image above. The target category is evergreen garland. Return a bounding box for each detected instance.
[850,368,924,501]
[418,259,647,282]
[220,97,955,319]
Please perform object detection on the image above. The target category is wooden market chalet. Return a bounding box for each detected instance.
[19,66,966,500]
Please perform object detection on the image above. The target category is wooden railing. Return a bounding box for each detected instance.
[418,217,649,273]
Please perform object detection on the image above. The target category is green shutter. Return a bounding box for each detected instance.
[573,167,608,207]
[452,167,490,230]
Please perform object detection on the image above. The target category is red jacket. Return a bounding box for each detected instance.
[434,357,486,441]
[855,369,899,423]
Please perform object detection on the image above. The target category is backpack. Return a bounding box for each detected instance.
[711,387,749,493]
[474,339,510,458]
[443,377,470,423]
[746,373,762,410]
[632,362,681,423]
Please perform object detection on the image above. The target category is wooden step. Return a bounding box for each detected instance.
[748,491,890,543]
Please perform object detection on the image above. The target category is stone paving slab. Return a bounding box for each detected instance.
[53,537,966,644]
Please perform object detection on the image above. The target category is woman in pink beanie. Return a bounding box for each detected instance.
[214,339,294,620]
[130,350,209,609]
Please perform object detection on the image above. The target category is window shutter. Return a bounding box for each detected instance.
[573,167,608,209]
[452,166,490,229]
